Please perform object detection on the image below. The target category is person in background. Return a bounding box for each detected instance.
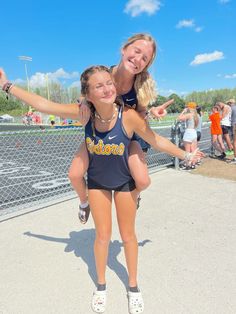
[0,66,204,314]
[177,102,199,170]
[227,99,236,164]
[209,105,226,159]
[22,113,28,126]
[68,33,174,224]
[196,106,203,164]
[217,101,233,155]
[48,114,56,126]
[196,106,202,142]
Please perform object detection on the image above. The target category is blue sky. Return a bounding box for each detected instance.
[1,0,235,96]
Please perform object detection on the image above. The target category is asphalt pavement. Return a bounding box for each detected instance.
[0,168,235,314]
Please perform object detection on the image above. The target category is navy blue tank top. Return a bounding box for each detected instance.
[85,107,133,190]
[121,86,138,109]
[110,66,150,151]
[121,86,150,151]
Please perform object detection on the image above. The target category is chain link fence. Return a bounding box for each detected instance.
[0,123,211,218]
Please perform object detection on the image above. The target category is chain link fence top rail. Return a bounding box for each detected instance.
[0,124,211,217]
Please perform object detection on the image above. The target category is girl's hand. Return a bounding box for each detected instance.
[0,69,8,88]
[188,148,205,163]
[78,99,91,126]
[149,98,174,118]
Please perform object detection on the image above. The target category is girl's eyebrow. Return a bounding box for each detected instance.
[133,45,141,51]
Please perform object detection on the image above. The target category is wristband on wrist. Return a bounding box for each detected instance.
[2,81,13,94]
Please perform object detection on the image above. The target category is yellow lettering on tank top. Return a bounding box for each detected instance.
[86,137,125,156]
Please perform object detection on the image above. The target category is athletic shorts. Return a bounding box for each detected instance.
[183,129,197,143]
[221,125,231,135]
[88,178,136,192]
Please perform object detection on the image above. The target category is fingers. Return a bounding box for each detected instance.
[150,107,167,118]
[189,149,205,162]
[78,103,91,126]
[157,109,167,118]
[161,98,174,109]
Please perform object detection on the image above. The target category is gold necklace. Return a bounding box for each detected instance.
[95,106,118,123]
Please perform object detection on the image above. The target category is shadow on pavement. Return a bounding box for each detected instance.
[24,229,151,288]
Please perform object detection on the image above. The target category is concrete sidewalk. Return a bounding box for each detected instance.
[0,169,235,314]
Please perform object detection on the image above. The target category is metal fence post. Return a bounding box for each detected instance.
[174,124,180,170]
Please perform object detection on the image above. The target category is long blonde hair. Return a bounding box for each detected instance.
[187,108,199,128]
[122,33,158,107]
[186,102,199,128]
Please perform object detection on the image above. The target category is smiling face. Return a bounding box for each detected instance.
[121,38,155,75]
[86,70,117,107]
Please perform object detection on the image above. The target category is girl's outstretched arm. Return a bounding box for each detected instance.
[0,68,79,120]
[124,108,204,161]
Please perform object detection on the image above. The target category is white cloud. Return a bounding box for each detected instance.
[176,19,195,29]
[70,81,81,88]
[190,51,224,66]
[48,68,79,80]
[15,68,80,88]
[124,0,161,17]
[30,72,48,88]
[176,19,203,32]
[195,26,203,32]
[219,0,230,4]
[224,73,236,79]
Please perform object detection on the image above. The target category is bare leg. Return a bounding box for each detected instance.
[212,135,225,153]
[233,127,236,158]
[128,141,150,192]
[223,133,233,151]
[183,141,191,166]
[89,189,112,285]
[217,134,226,152]
[190,140,197,166]
[114,189,139,287]
[68,142,88,204]
[183,141,191,153]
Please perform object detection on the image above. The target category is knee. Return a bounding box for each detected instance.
[135,176,151,191]
[96,231,111,246]
[68,166,83,182]
[120,232,137,245]
[68,168,78,182]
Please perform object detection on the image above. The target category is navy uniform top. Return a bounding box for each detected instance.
[85,107,133,190]
[121,86,138,110]
[121,86,151,152]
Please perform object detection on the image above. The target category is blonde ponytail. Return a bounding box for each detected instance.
[134,71,157,107]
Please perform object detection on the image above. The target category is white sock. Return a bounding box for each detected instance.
[80,201,89,209]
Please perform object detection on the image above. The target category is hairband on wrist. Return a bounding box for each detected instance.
[2,81,13,94]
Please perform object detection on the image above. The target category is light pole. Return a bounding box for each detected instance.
[18,55,32,111]
[45,73,50,100]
